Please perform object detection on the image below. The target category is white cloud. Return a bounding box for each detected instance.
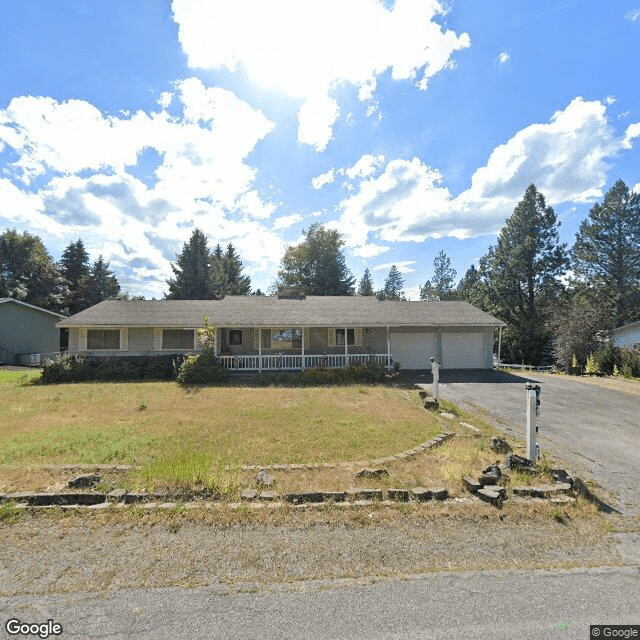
[0,79,286,297]
[332,98,640,247]
[498,51,510,64]
[632,183,640,194]
[625,9,640,22]
[373,260,417,273]
[172,0,470,150]
[351,243,390,259]
[604,95,616,105]
[311,168,335,190]
[345,154,385,180]
[272,213,304,230]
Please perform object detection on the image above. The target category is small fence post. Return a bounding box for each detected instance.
[525,382,541,462]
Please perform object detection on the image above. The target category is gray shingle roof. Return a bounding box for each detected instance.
[57,296,504,328]
[0,298,65,318]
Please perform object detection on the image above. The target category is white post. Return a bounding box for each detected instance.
[497,326,502,365]
[525,382,540,461]
[344,325,348,366]
[301,327,305,370]
[431,357,440,402]
[258,328,262,373]
[386,326,391,370]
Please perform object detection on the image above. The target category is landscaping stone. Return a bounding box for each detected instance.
[551,468,574,486]
[123,493,149,504]
[503,453,538,473]
[477,487,503,507]
[462,476,482,494]
[68,474,100,488]
[355,468,389,479]
[259,491,278,501]
[256,469,275,487]
[323,491,348,503]
[410,487,433,501]
[107,489,127,501]
[512,483,573,499]
[348,489,383,501]
[282,492,325,504]
[423,400,439,410]
[432,488,449,501]
[478,464,501,486]
[481,485,506,498]
[489,437,512,454]
[241,489,258,501]
[387,489,409,502]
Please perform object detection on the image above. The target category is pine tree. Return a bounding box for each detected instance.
[166,229,215,299]
[83,256,121,306]
[480,184,568,365]
[277,223,355,295]
[357,268,375,296]
[420,251,457,301]
[223,243,251,295]
[572,179,640,325]
[59,239,90,314]
[377,265,405,300]
[454,264,484,306]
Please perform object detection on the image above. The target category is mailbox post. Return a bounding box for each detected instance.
[430,357,441,402]
[525,382,541,462]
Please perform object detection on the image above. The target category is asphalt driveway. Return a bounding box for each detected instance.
[414,369,640,514]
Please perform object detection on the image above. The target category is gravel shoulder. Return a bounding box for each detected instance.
[1,504,637,597]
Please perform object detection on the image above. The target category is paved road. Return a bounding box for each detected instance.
[2,567,638,640]
[430,370,640,514]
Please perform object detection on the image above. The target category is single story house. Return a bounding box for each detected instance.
[0,298,64,365]
[56,289,505,371]
[612,320,640,351]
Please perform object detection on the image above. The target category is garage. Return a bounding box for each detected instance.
[442,332,486,369]
[390,332,435,369]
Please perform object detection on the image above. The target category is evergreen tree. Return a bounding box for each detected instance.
[223,243,251,295]
[210,243,229,299]
[166,229,215,299]
[357,268,375,296]
[420,251,457,301]
[59,239,90,314]
[277,223,355,295]
[377,265,405,300]
[454,264,484,306]
[572,179,640,325]
[83,256,121,306]
[480,184,568,365]
[0,228,65,310]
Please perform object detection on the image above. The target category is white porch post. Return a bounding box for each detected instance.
[344,325,348,366]
[301,327,305,370]
[497,326,502,366]
[258,328,262,373]
[386,326,391,369]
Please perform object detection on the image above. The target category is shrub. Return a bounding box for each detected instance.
[175,349,228,385]
[620,349,640,378]
[594,341,621,376]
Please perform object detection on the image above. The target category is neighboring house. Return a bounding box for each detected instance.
[612,320,640,351]
[0,298,64,365]
[56,289,504,371]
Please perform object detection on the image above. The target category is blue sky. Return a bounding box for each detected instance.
[1,0,639,299]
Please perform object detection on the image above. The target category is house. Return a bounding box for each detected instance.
[0,298,64,365]
[56,289,505,371]
[612,320,640,351]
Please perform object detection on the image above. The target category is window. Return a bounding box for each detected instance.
[271,328,302,349]
[228,329,243,346]
[87,329,120,350]
[162,329,194,350]
[335,328,355,346]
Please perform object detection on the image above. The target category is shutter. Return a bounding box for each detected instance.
[254,328,259,350]
[328,328,336,347]
[120,328,129,351]
[154,328,163,351]
[79,328,87,351]
[193,329,201,350]
[354,327,363,346]
[303,327,310,350]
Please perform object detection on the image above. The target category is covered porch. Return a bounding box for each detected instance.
[214,324,393,372]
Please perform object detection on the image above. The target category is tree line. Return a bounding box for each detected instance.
[2,179,638,367]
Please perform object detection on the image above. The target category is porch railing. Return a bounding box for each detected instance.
[217,353,391,371]
[16,352,66,366]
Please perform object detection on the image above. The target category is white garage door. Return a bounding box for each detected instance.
[442,333,486,369]
[390,333,435,369]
